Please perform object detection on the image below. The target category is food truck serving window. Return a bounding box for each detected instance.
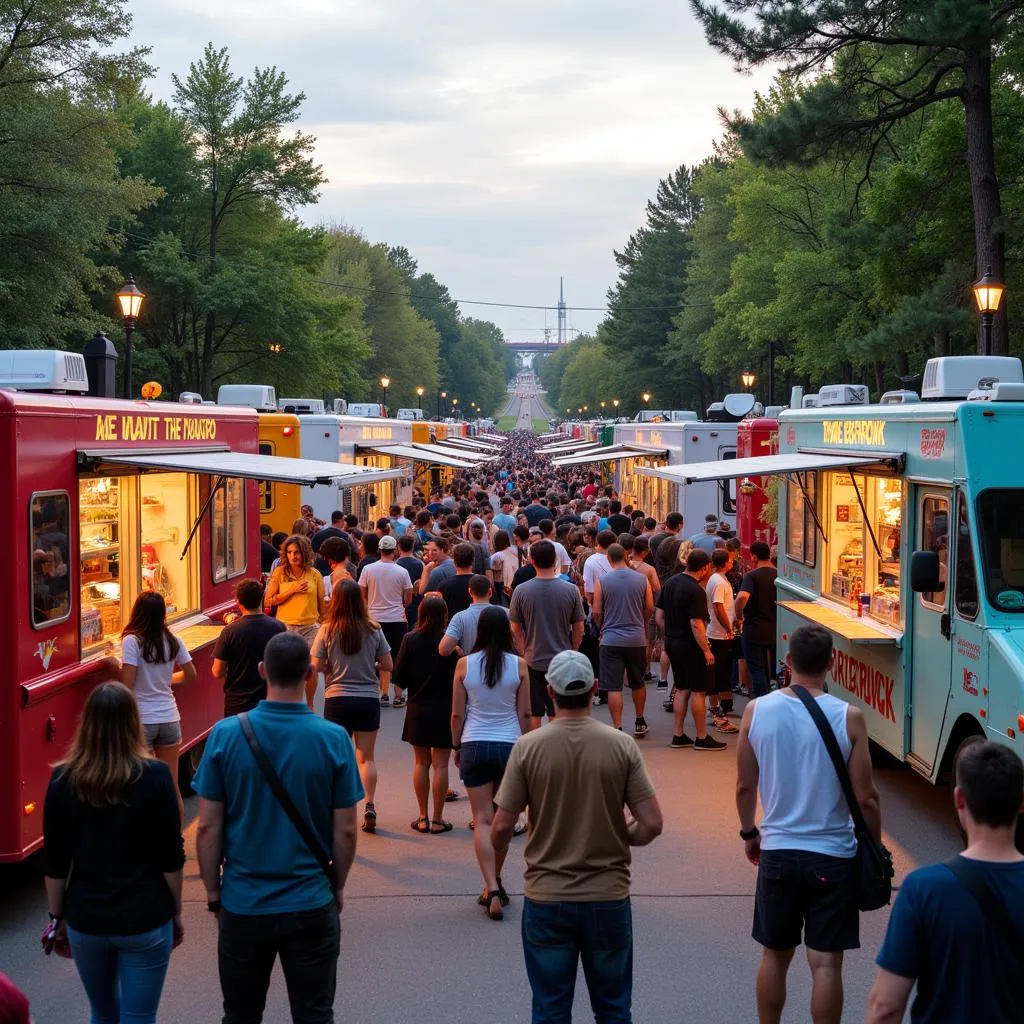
[821,472,904,625]
[977,489,1024,612]
[32,492,71,629]
[212,477,246,583]
[80,474,199,651]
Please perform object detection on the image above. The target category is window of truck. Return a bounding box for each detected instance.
[786,473,817,567]
[80,473,199,652]
[821,472,904,625]
[31,491,71,628]
[977,489,1024,611]
[212,477,247,583]
[919,495,949,609]
[954,492,979,619]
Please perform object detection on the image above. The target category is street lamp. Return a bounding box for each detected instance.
[741,370,757,390]
[641,391,651,406]
[268,343,284,393]
[380,374,390,409]
[600,401,606,413]
[972,265,1005,357]
[416,385,424,410]
[439,389,447,417]
[451,397,459,418]
[115,275,144,399]
[612,398,620,410]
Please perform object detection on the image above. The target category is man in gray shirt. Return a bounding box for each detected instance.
[419,536,455,594]
[593,544,654,738]
[509,541,586,730]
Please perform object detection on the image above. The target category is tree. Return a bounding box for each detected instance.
[690,0,1023,353]
[171,44,325,392]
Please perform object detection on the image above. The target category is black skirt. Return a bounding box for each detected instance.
[402,700,453,749]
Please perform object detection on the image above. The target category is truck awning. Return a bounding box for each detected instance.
[441,437,502,453]
[361,443,482,469]
[636,449,904,485]
[551,444,668,468]
[537,439,602,455]
[78,448,405,487]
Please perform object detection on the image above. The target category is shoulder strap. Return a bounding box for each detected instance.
[237,713,333,879]
[944,856,1024,966]
[789,686,870,837]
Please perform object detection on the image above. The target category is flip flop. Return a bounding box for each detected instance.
[513,819,528,836]
[429,819,453,834]
[410,817,430,834]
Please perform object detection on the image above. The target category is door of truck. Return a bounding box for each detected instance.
[908,487,953,772]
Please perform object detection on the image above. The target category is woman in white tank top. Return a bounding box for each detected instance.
[451,607,530,921]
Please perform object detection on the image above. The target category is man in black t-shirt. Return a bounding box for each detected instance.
[655,548,726,751]
[606,499,632,536]
[734,541,778,698]
[212,578,287,716]
[437,542,476,619]
[260,524,279,574]
[311,512,349,575]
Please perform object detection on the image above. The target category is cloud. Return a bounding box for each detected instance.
[131,1,774,340]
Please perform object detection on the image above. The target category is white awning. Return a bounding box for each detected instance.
[537,439,602,454]
[441,437,502,453]
[79,448,405,487]
[363,443,481,469]
[476,433,506,442]
[552,444,668,468]
[636,450,904,485]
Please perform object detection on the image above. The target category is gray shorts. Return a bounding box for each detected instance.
[143,720,182,749]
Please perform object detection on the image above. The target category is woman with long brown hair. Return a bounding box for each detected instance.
[43,681,185,1023]
[265,533,325,705]
[120,592,196,821]
[311,580,392,834]
[394,595,458,833]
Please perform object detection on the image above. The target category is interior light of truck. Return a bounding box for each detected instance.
[23,802,36,815]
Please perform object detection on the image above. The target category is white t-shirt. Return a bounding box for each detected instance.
[706,572,735,641]
[582,552,612,596]
[358,560,412,623]
[492,548,522,591]
[121,633,191,724]
[552,540,572,573]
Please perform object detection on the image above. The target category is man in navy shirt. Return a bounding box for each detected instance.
[867,739,1024,1023]
[195,631,363,1023]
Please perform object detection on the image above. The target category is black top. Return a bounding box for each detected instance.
[437,574,473,619]
[555,514,582,528]
[739,567,778,645]
[213,613,287,708]
[260,540,279,574]
[656,573,710,658]
[523,504,551,526]
[607,514,632,535]
[355,554,380,581]
[310,525,348,553]
[43,760,185,935]
[392,629,457,705]
[511,564,537,592]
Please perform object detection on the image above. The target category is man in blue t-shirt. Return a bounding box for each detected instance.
[867,739,1024,1023]
[195,631,364,1022]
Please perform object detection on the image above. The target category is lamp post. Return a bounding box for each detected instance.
[612,398,620,413]
[416,386,424,411]
[451,397,459,419]
[380,375,390,410]
[641,391,651,407]
[741,370,757,391]
[269,343,284,393]
[115,275,144,399]
[600,401,606,414]
[972,265,1005,357]
[439,389,447,418]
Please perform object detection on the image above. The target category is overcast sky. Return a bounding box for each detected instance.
[131,1,773,340]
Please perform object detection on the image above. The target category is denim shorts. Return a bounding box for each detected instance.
[460,741,514,789]
[143,721,182,748]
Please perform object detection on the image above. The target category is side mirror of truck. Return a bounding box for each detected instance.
[910,551,941,594]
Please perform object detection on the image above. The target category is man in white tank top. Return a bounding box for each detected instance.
[735,624,881,1024]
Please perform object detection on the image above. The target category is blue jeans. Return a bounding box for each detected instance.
[742,637,775,698]
[67,921,173,1024]
[521,897,633,1024]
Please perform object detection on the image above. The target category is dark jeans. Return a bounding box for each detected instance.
[522,897,633,1024]
[742,637,776,698]
[219,901,339,1024]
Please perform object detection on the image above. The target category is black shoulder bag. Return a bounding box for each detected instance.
[237,713,336,888]
[790,686,894,911]
[944,856,1024,967]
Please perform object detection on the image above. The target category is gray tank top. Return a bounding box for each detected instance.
[598,568,648,647]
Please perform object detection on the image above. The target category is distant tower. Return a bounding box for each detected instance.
[557,277,567,345]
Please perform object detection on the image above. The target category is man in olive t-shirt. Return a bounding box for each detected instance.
[492,650,663,1023]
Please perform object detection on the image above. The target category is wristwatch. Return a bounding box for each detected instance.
[739,827,760,841]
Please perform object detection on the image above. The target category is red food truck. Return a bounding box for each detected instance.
[735,416,780,564]
[0,351,403,862]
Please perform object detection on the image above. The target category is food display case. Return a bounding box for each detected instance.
[80,478,125,649]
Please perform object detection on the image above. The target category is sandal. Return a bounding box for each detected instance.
[392,695,407,708]
[496,877,510,907]
[445,789,461,802]
[362,804,377,834]
[410,816,430,834]
[429,819,453,834]
[485,890,504,921]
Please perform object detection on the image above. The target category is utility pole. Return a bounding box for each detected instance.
[557,277,567,346]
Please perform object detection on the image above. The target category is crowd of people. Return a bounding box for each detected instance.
[19,430,1024,1024]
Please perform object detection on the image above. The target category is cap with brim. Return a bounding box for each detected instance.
[545,650,596,696]
[379,535,397,551]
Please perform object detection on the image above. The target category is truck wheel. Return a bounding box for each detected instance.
[178,739,206,797]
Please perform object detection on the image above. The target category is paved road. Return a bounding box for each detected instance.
[1,685,959,1023]
[498,385,552,432]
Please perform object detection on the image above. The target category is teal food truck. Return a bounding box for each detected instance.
[638,356,1024,783]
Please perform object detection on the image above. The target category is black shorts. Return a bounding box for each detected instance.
[528,666,555,719]
[324,696,380,735]
[460,741,514,789]
[379,620,408,660]
[665,638,713,693]
[599,646,646,692]
[709,638,733,694]
[752,849,859,952]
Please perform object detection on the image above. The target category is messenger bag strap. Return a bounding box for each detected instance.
[789,685,870,837]
[943,856,1024,967]
[237,713,334,880]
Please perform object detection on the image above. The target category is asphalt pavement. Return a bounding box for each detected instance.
[0,680,960,1023]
